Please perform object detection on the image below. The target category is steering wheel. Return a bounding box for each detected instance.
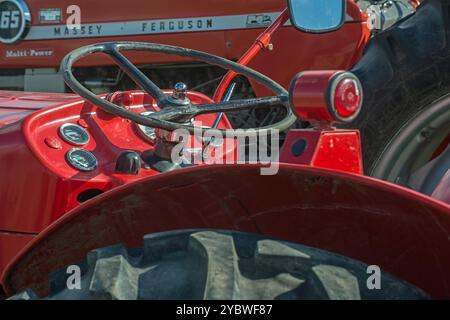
[61,42,296,135]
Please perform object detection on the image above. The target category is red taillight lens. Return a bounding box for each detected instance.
[288,70,362,124]
[333,78,361,119]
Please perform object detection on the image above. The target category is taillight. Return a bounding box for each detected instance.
[334,78,361,118]
[289,70,363,124]
[329,73,362,122]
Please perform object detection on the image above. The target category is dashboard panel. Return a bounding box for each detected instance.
[0,90,234,233]
[24,90,232,177]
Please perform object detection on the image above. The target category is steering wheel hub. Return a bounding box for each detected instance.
[167,82,191,106]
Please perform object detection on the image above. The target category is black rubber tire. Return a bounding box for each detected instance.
[10,230,429,300]
[348,0,450,175]
[360,85,450,179]
[369,92,450,186]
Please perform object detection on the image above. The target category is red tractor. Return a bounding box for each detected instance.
[0,0,448,299]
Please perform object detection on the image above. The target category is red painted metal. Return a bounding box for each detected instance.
[283,69,364,175]
[2,164,449,298]
[410,0,421,8]
[0,1,370,96]
[213,1,370,100]
[432,134,450,159]
[0,90,231,236]
[248,1,370,97]
[44,136,62,149]
[289,70,363,125]
[0,91,79,126]
[289,71,340,124]
[0,0,436,299]
[280,129,363,175]
[0,1,371,281]
[213,9,290,102]
[0,233,35,278]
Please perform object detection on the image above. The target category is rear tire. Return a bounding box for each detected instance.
[349,0,450,182]
[10,230,429,300]
[368,93,450,190]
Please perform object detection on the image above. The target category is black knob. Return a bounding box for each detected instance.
[115,151,141,175]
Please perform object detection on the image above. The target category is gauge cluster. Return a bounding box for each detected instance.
[56,118,158,173]
[58,123,98,172]
[27,91,224,175]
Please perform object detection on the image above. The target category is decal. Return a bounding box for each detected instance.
[17,12,354,42]
[4,48,54,58]
[53,25,103,37]
[246,14,272,27]
[141,18,213,33]
[24,12,284,41]
[0,0,31,44]
[39,8,62,23]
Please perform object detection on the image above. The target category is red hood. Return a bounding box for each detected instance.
[0,91,79,126]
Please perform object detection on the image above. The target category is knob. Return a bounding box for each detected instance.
[115,151,141,175]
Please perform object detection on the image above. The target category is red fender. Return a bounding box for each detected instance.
[2,164,450,298]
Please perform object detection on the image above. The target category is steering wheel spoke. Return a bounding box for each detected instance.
[104,44,167,104]
[195,96,288,116]
[150,96,287,123]
[150,105,198,122]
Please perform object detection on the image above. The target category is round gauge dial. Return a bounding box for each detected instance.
[66,149,98,172]
[136,111,157,143]
[59,123,90,146]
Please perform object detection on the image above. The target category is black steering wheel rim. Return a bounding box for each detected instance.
[61,41,296,135]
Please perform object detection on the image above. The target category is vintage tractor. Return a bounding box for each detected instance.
[0,0,448,299]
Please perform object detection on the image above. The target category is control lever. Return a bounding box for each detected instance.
[115,150,141,175]
[204,83,236,150]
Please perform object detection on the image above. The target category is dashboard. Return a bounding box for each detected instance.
[0,90,233,233]
[24,90,232,178]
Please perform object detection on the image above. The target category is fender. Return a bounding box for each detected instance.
[2,163,450,298]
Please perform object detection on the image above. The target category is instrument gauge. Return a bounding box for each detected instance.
[59,123,90,146]
[66,149,98,172]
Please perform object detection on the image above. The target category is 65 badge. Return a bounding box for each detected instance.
[0,0,30,44]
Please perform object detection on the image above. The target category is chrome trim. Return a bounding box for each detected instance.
[167,82,191,106]
[136,111,157,144]
[172,82,187,100]
[166,95,191,106]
